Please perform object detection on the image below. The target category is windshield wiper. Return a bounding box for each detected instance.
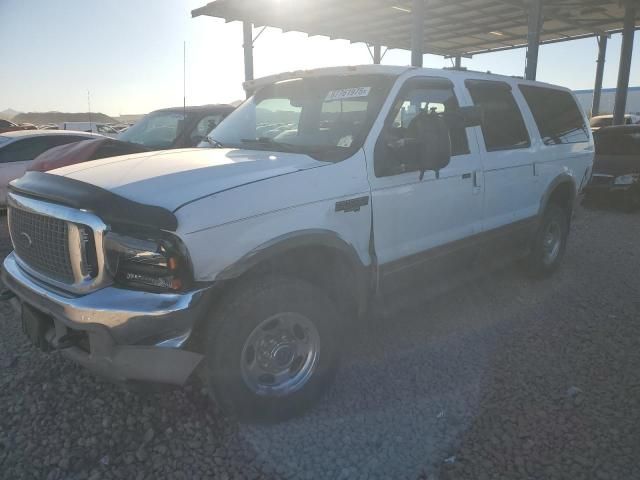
[240,137,299,153]
[206,137,225,148]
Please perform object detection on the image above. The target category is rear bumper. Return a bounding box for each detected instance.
[2,252,211,386]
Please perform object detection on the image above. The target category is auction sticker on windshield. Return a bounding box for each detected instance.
[325,87,371,101]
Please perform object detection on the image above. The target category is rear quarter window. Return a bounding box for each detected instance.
[519,85,590,145]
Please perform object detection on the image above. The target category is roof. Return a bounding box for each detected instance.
[0,130,102,139]
[593,124,640,134]
[192,0,640,57]
[154,104,236,114]
[244,64,569,94]
[243,64,411,92]
[591,113,640,120]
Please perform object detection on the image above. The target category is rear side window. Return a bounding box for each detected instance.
[466,80,530,152]
[519,85,589,145]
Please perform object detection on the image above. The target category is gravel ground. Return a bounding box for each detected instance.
[0,204,639,479]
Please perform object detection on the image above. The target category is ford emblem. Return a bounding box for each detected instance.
[19,232,33,248]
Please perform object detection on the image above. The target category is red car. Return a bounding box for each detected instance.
[0,119,37,134]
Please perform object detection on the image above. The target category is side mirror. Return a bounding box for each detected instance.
[385,115,452,178]
[414,115,452,176]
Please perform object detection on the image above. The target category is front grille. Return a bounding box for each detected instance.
[9,208,75,283]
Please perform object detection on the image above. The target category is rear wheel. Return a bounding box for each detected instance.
[524,204,569,277]
[204,275,342,422]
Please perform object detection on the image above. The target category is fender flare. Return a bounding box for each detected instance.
[216,229,372,315]
[538,173,577,217]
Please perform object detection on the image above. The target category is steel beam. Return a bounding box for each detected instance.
[525,0,543,81]
[242,21,254,89]
[411,0,425,67]
[613,2,636,126]
[373,45,381,64]
[591,35,607,117]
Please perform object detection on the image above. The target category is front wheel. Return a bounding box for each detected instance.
[204,275,342,422]
[523,204,569,277]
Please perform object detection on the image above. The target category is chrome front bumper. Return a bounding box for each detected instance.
[2,252,211,386]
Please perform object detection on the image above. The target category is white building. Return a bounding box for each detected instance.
[574,86,640,117]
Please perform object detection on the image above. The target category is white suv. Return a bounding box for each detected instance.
[3,65,593,421]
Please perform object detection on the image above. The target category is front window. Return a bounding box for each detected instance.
[118,111,186,149]
[209,74,396,161]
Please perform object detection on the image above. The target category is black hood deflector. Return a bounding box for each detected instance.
[9,172,178,231]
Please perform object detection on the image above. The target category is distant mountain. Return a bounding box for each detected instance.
[0,108,20,120]
[12,111,116,125]
[115,114,144,124]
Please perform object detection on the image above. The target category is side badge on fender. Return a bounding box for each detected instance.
[335,196,369,213]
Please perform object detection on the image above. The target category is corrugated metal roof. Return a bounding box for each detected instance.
[192,0,640,57]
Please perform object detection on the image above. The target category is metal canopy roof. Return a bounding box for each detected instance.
[192,0,640,57]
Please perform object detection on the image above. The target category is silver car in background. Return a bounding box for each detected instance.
[0,130,102,206]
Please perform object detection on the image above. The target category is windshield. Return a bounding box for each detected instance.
[118,111,186,148]
[210,74,395,161]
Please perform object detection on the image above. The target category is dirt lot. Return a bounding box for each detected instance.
[0,205,639,480]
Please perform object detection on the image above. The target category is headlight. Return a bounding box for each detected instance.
[104,231,192,292]
[613,174,639,185]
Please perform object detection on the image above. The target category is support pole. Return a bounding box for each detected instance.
[373,45,381,64]
[524,0,543,81]
[613,2,636,125]
[411,0,425,67]
[591,35,607,117]
[242,21,254,92]
[455,56,462,69]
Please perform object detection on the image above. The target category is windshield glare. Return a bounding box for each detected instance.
[118,111,185,148]
[210,74,395,161]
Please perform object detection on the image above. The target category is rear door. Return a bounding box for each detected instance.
[465,80,540,232]
[369,76,484,292]
[517,84,593,198]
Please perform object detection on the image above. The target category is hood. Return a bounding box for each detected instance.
[49,148,327,211]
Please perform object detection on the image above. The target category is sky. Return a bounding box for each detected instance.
[1,0,638,117]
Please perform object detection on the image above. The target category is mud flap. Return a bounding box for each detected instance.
[21,303,53,352]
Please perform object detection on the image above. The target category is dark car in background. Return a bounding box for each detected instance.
[117,104,235,150]
[584,125,640,212]
[28,137,151,173]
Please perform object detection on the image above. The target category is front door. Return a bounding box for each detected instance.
[368,77,483,293]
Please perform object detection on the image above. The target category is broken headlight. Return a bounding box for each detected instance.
[104,231,192,292]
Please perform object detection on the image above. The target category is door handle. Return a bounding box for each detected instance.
[462,173,472,179]
[472,170,482,195]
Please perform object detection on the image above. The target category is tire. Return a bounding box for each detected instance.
[204,274,342,422]
[524,204,569,277]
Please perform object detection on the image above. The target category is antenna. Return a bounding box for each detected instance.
[87,91,92,130]
[183,41,186,118]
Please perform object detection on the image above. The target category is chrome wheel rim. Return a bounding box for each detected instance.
[542,219,562,265]
[240,313,320,396]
